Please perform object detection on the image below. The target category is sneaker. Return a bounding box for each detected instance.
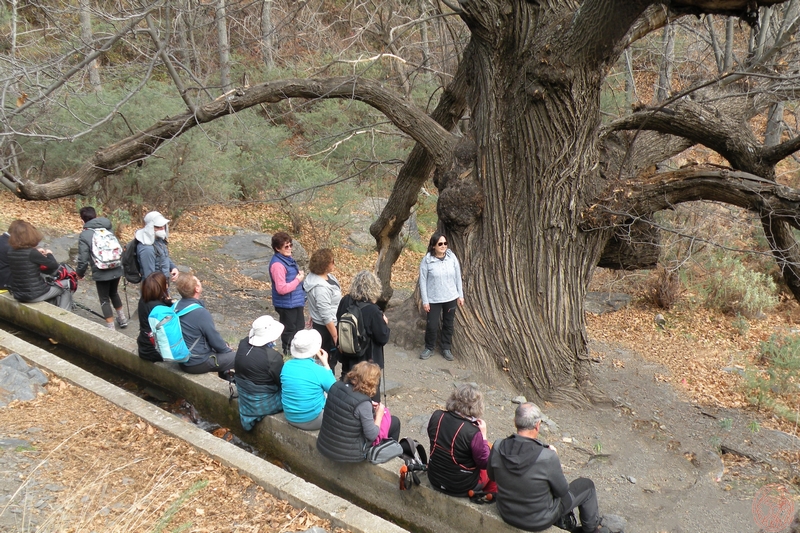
[419,348,433,360]
[105,321,116,331]
[442,349,454,361]
[116,317,129,329]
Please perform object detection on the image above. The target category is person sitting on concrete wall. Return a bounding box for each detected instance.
[173,272,235,379]
[317,361,400,462]
[75,206,127,330]
[488,403,608,533]
[137,272,173,362]
[234,315,285,430]
[427,383,496,497]
[280,329,335,431]
[6,219,72,311]
[0,226,10,290]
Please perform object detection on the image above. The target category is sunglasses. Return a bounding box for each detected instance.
[437,241,448,246]
[282,243,293,249]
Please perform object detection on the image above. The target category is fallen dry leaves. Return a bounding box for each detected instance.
[0,374,346,533]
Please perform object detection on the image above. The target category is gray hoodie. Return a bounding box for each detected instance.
[487,434,571,531]
[303,272,342,326]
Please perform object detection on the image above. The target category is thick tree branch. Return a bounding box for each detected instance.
[584,166,800,230]
[9,77,457,199]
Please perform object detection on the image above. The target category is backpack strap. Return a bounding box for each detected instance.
[175,303,203,354]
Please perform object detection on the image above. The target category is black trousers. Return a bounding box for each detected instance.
[312,321,338,376]
[276,306,305,355]
[561,477,600,533]
[424,299,458,351]
[96,277,122,319]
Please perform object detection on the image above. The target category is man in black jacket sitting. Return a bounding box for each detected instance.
[488,403,608,533]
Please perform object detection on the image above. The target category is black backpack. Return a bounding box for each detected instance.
[121,238,142,284]
[399,437,428,490]
[337,301,368,356]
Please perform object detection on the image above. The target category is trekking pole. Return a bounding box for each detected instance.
[122,278,131,319]
[73,301,107,320]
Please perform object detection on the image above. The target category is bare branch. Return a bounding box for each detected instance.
[8,76,457,199]
[584,166,800,230]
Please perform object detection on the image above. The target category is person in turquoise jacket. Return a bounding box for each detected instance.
[280,329,335,430]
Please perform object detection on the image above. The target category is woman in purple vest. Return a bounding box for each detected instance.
[269,232,306,355]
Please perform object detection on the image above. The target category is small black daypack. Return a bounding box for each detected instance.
[338,301,368,356]
[121,238,142,284]
[399,437,428,490]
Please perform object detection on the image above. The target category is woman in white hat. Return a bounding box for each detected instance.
[234,315,286,431]
[135,211,179,282]
[279,329,335,430]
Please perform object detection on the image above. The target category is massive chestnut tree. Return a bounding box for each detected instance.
[5,0,800,403]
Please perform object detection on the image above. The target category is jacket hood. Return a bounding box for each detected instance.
[83,217,112,231]
[494,434,545,474]
[303,272,329,292]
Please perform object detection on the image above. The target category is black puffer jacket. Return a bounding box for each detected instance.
[76,217,123,281]
[316,381,371,462]
[7,247,59,301]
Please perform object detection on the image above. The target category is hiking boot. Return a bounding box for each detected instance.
[419,348,433,360]
[442,349,454,361]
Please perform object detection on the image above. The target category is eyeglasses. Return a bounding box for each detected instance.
[282,243,293,249]
[437,241,448,247]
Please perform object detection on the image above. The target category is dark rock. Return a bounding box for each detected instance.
[0,353,29,372]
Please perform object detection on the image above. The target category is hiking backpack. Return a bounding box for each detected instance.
[148,302,201,363]
[121,239,142,283]
[399,437,428,490]
[90,228,123,270]
[337,301,368,356]
[42,263,79,293]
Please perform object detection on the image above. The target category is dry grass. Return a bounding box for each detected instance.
[0,376,344,533]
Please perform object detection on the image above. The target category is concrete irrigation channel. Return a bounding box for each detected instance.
[0,294,524,533]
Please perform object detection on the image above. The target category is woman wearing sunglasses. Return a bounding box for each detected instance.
[269,231,306,355]
[419,231,464,361]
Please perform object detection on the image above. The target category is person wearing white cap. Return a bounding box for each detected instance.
[279,329,335,430]
[135,211,178,283]
[234,315,286,431]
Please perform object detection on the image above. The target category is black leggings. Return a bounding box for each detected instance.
[96,278,122,319]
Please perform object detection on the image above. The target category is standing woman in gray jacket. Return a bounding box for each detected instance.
[419,231,464,362]
[304,249,342,375]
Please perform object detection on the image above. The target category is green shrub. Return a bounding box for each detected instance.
[701,254,778,316]
[743,334,800,421]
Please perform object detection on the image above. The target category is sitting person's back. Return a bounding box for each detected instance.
[234,315,285,430]
[317,362,400,462]
[280,329,335,431]
[173,272,234,379]
[488,403,606,533]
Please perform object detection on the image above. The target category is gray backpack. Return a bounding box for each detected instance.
[366,439,403,464]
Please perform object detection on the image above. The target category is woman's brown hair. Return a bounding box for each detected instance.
[308,248,334,275]
[347,362,382,397]
[8,220,43,250]
[141,272,170,304]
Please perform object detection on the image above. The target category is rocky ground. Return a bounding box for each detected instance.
[2,196,800,532]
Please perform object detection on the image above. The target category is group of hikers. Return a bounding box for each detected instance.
[0,209,610,533]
